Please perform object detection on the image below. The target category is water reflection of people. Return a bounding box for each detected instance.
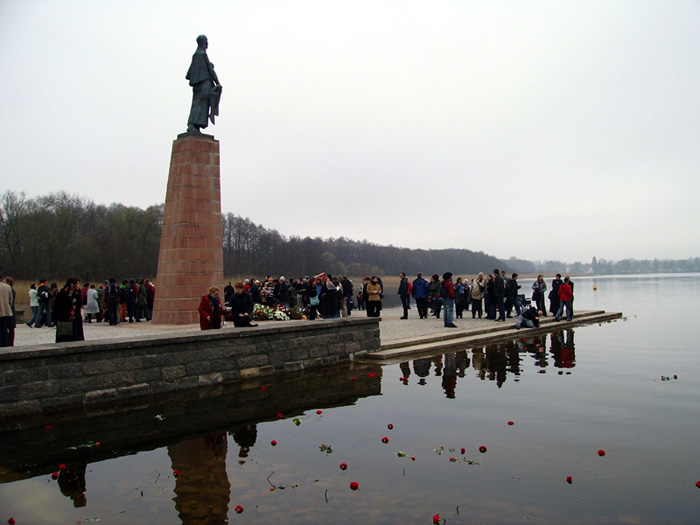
[442,352,457,398]
[485,344,507,388]
[472,347,486,380]
[58,464,87,507]
[233,423,258,459]
[413,357,431,385]
[399,361,411,379]
[455,350,470,378]
[551,329,576,370]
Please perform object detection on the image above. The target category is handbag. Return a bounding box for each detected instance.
[309,296,320,306]
[56,321,73,338]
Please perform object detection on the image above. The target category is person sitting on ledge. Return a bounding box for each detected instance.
[198,286,224,330]
[229,282,258,327]
[515,306,542,330]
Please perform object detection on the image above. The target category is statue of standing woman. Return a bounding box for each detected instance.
[186,35,222,135]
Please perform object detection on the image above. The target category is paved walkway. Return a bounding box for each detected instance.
[9,306,538,347]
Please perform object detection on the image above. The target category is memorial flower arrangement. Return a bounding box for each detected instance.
[253,304,301,321]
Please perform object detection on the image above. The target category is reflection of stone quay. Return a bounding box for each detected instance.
[0,308,620,421]
[0,363,382,483]
[0,307,619,484]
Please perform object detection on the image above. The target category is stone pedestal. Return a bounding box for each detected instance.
[152,135,224,324]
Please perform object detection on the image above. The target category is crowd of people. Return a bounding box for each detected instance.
[396,270,575,330]
[0,276,157,345]
[0,269,576,345]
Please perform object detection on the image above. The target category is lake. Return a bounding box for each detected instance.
[1,274,699,523]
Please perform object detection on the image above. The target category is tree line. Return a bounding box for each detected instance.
[0,192,507,281]
[1,191,695,281]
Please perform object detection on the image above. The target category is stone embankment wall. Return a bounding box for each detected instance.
[0,318,380,419]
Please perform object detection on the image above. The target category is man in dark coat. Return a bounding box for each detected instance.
[398,272,410,319]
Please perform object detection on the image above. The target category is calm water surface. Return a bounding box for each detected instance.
[1,274,699,523]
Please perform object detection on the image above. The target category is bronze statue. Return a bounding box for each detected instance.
[186,35,222,135]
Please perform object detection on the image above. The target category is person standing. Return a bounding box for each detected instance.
[1,276,16,346]
[229,282,257,327]
[319,280,341,319]
[398,272,410,319]
[35,279,54,328]
[54,277,85,343]
[412,273,429,319]
[428,274,442,318]
[484,274,495,320]
[471,273,485,318]
[365,276,382,317]
[531,274,548,316]
[135,278,151,321]
[441,272,457,328]
[494,269,506,322]
[505,273,522,318]
[106,277,120,326]
[556,277,574,321]
[549,274,563,317]
[26,283,40,327]
[84,283,100,323]
[198,286,224,330]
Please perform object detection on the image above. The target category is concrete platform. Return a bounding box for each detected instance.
[365,307,622,363]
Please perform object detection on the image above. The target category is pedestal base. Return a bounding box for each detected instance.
[152,135,224,324]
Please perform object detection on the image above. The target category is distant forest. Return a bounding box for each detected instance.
[0,191,698,281]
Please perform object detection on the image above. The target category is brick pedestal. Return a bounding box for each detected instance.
[152,135,224,324]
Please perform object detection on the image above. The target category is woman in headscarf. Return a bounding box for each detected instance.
[198,286,224,330]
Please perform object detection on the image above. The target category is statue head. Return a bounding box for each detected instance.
[196,34,208,49]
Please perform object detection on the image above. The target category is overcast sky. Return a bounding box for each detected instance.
[1,0,699,263]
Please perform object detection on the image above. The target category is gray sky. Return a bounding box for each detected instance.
[1,0,699,263]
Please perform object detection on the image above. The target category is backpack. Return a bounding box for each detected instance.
[122,284,135,302]
[439,281,450,299]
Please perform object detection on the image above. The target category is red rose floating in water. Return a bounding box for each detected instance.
[8,518,16,525]
[433,514,440,524]
[234,505,244,513]
[381,437,389,444]
[45,425,52,430]
[350,481,359,490]
[367,372,377,378]
[479,446,487,453]
[339,463,348,470]
[387,424,394,430]
[277,413,284,419]
[566,476,573,484]
[59,463,66,471]
[51,472,58,480]
[261,386,267,391]
[270,440,277,446]
[173,470,181,478]
[316,410,323,415]
[411,456,416,461]
[508,421,514,426]
[449,457,456,462]
[597,449,606,456]
[460,448,465,455]
[695,481,700,488]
